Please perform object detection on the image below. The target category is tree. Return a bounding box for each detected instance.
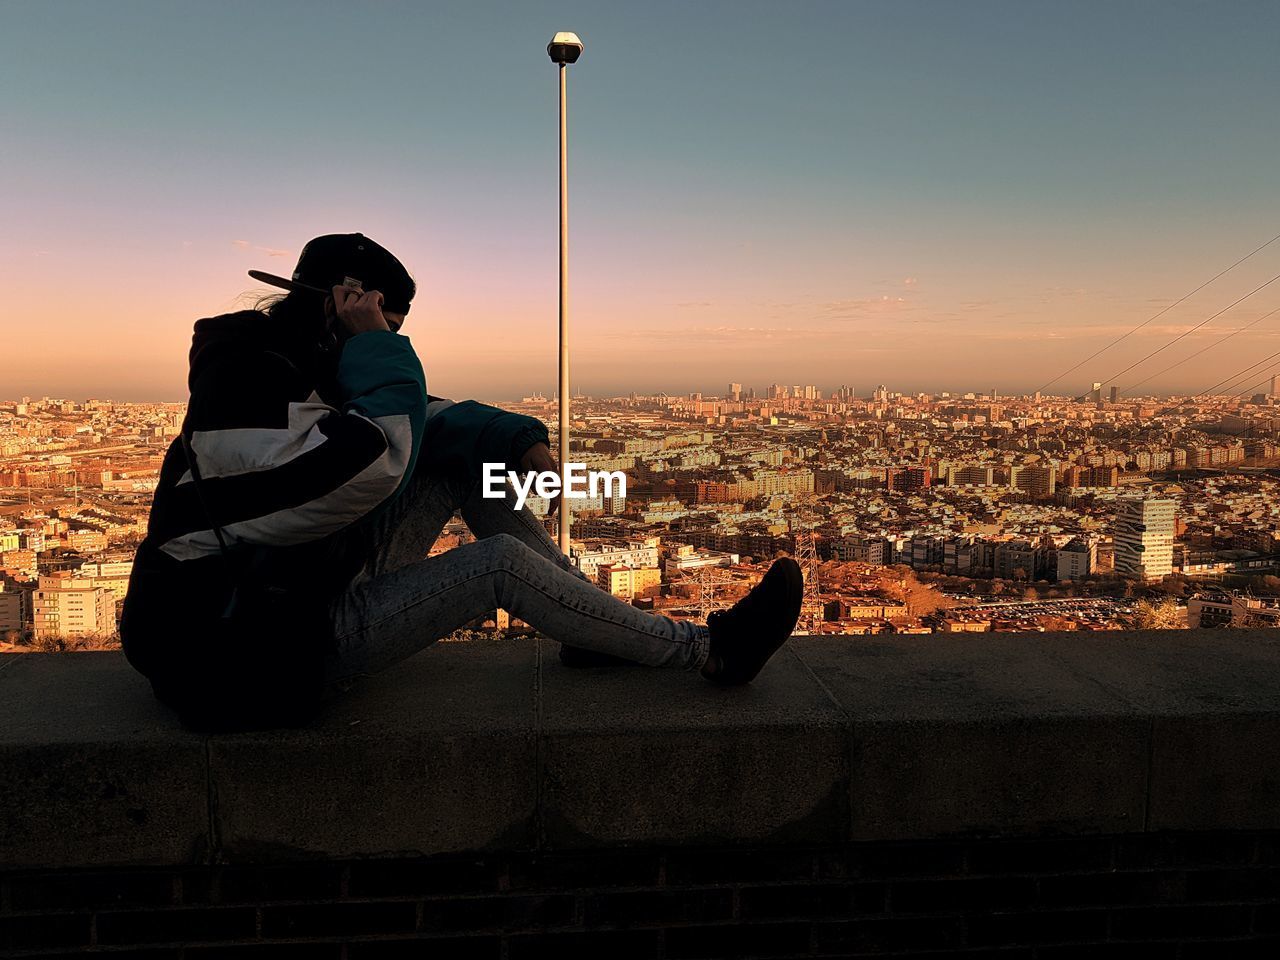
[1237,613,1277,630]
[1130,598,1187,630]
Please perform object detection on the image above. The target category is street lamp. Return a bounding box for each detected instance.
[547,31,582,556]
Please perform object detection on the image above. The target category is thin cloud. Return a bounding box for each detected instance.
[232,239,293,258]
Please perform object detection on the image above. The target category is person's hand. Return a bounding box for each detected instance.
[518,441,561,515]
[330,284,390,336]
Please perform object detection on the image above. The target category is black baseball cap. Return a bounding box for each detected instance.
[249,233,415,314]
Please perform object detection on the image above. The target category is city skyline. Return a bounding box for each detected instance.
[9,385,1280,644]
[4,2,1280,401]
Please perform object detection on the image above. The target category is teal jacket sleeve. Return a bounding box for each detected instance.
[335,330,428,502]
[421,397,550,475]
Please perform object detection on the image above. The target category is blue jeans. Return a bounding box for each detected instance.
[322,461,712,687]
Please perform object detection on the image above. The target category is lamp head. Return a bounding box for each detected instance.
[547,31,583,64]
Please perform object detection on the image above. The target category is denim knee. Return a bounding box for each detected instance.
[482,532,530,570]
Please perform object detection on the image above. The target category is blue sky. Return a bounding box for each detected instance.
[2,0,1279,400]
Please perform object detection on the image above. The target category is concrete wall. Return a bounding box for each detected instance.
[3,631,1280,955]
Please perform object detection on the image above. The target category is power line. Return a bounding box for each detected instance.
[1087,271,1280,395]
[1123,304,1280,392]
[1191,345,1280,401]
[1036,230,1280,394]
[1230,371,1280,402]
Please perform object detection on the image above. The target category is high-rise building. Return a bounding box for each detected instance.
[1109,386,1119,404]
[729,382,742,401]
[1113,498,1176,580]
[1090,382,1103,403]
[1271,374,1279,398]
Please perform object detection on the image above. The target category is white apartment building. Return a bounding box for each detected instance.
[663,544,740,576]
[574,539,661,580]
[32,574,115,639]
[1113,499,1176,581]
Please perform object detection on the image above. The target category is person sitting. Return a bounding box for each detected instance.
[119,233,803,731]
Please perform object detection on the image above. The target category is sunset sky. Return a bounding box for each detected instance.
[2,1,1279,402]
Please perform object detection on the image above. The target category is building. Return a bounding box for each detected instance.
[944,535,982,575]
[1113,498,1176,581]
[908,535,945,569]
[0,581,28,638]
[596,563,662,601]
[76,559,134,605]
[1010,464,1056,499]
[947,465,995,487]
[663,544,740,576]
[1187,593,1280,628]
[574,539,661,579]
[887,466,931,493]
[994,539,1050,580]
[31,573,115,640]
[1056,538,1096,581]
[832,536,888,565]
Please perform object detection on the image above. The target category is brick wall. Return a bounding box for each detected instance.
[4,831,1279,957]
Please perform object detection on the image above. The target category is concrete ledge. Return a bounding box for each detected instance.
[3,631,1280,869]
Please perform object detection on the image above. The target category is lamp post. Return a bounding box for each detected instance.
[547,31,582,556]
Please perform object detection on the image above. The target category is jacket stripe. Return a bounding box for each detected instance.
[178,399,336,485]
[158,412,412,559]
[161,414,412,560]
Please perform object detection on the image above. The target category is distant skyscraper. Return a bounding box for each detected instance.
[729,382,742,401]
[1109,386,1119,404]
[1090,382,1103,403]
[1270,374,1279,398]
[1113,498,1175,581]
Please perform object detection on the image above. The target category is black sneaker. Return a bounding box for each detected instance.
[558,642,632,668]
[703,557,804,685]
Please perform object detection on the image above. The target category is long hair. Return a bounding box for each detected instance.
[254,289,334,351]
